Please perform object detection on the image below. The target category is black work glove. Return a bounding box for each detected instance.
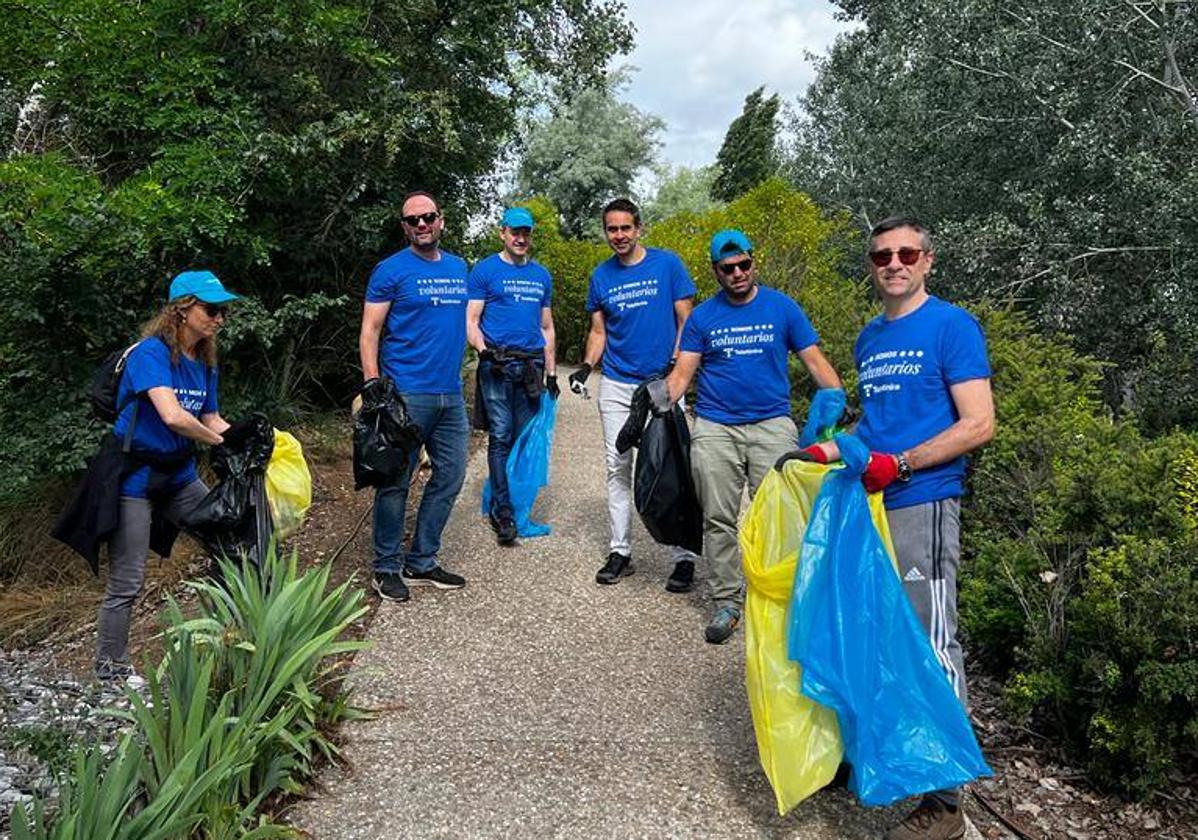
[774,445,829,472]
[545,374,560,399]
[221,412,269,449]
[360,377,386,407]
[568,363,592,396]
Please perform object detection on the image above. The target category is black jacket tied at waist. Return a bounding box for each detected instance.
[472,346,545,432]
[51,434,195,574]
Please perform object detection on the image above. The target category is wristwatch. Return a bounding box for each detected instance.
[896,452,912,482]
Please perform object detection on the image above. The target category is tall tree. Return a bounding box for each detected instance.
[515,68,664,238]
[710,87,780,202]
[644,165,722,223]
[787,0,1198,430]
[0,0,633,498]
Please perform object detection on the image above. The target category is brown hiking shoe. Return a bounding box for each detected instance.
[883,797,965,840]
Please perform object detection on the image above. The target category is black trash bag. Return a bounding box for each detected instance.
[616,380,654,455]
[628,390,703,556]
[353,377,422,490]
[183,414,275,570]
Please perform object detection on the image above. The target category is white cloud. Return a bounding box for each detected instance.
[615,0,853,168]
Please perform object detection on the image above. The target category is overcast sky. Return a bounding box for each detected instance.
[616,0,854,171]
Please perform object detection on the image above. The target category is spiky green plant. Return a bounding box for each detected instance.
[11,546,368,838]
[167,550,368,802]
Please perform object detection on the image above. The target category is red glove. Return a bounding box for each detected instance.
[863,452,900,494]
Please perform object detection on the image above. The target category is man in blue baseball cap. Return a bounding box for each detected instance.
[654,228,843,643]
[168,270,240,303]
[466,206,558,545]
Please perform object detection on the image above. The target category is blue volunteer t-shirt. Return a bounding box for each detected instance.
[112,336,217,498]
[854,296,991,509]
[680,286,820,425]
[467,253,553,352]
[586,247,696,384]
[366,247,469,393]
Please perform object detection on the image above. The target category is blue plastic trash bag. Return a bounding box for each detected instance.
[481,396,556,537]
[799,387,846,447]
[787,433,991,807]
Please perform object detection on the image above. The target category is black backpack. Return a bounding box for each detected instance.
[89,342,142,422]
[90,341,142,449]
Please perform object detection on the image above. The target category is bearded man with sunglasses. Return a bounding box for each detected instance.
[795,217,994,840]
[359,190,470,603]
[655,229,842,644]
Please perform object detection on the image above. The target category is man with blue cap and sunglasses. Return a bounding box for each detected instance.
[466,206,557,545]
[654,229,843,644]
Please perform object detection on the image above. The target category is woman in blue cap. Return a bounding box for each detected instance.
[95,269,239,681]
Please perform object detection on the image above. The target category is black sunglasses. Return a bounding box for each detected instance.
[717,257,753,276]
[200,303,228,318]
[402,211,441,227]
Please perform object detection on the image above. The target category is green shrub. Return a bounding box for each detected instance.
[961,310,1198,795]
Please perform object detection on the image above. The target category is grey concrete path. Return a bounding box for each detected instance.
[289,378,981,839]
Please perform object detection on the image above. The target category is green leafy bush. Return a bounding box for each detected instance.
[962,310,1198,794]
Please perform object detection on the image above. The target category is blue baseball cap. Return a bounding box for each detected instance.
[710,229,753,262]
[168,270,240,304]
[501,207,535,230]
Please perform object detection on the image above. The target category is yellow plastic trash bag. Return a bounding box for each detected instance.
[740,460,898,815]
[264,430,312,538]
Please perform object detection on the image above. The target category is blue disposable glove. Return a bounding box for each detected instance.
[800,387,847,447]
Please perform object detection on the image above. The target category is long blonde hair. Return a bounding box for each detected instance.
[140,295,218,367]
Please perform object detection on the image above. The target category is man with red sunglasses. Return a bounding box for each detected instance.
[797,217,995,839]
[654,229,842,644]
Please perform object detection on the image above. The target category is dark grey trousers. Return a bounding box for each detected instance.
[887,497,967,807]
[96,479,208,666]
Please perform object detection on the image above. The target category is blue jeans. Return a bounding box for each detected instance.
[372,391,469,574]
[478,357,542,519]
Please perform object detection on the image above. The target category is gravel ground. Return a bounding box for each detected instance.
[285,378,985,840]
[0,649,145,836]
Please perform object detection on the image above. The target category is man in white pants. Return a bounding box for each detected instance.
[568,197,699,590]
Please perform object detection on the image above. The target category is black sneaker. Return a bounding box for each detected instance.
[495,516,518,546]
[595,552,633,584]
[665,559,695,593]
[403,565,466,590]
[373,572,410,602]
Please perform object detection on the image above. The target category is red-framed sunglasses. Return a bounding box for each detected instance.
[868,247,926,267]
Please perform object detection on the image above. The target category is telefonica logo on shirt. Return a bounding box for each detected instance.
[417,276,466,306]
[609,279,659,312]
[502,278,545,304]
[710,323,776,358]
[859,349,925,397]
